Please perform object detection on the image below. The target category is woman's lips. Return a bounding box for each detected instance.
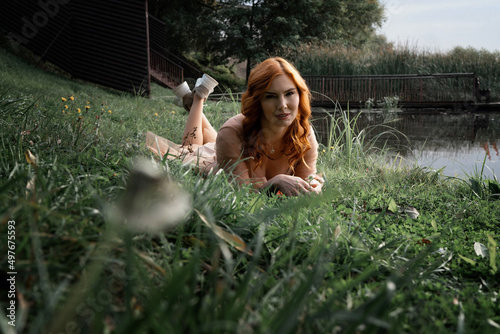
[276,113,290,120]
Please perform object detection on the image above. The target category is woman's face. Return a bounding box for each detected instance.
[259,74,300,134]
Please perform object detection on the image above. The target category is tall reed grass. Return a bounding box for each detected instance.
[285,43,500,101]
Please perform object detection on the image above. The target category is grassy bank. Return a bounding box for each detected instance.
[1,47,499,334]
[284,43,500,102]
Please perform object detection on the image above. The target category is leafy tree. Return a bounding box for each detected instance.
[149,0,385,80]
[148,0,219,56]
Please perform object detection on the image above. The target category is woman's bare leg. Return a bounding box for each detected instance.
[181,95,217,146]
[202,113,217,144]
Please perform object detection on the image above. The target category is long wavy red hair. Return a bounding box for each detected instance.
[241,57,312,172]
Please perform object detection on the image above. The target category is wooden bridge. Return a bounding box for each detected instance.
[304,73,482,109]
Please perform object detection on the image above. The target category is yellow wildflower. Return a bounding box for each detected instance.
[322,149,326,153]
[154,112,158,116]
[61,97,67,102]
[77,108,81,113]
[62,110,65,113]
[65,105,68,109]
[171,111,175,114]
[85,105,90,110]
[108,110,112,114]
[70,96,74,101]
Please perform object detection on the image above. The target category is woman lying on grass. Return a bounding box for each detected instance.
[146,57,323,196]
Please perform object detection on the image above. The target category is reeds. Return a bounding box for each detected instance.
[312,96,407,174]
[285,42,500,101]
[457,153,500,200]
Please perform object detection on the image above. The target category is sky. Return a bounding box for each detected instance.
[378,0,500,52]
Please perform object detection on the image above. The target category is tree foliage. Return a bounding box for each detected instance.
[149,0,385,79]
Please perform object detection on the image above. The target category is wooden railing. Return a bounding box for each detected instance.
[304,73,478,108]
[149,49,184,88]
[148,13,202,88]
[165,50,203,83]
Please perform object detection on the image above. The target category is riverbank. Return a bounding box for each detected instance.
[1,47,499,333]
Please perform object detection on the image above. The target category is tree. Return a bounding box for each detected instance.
[216,0,385,79]
[149,0,385,80]
[148,0,219,56]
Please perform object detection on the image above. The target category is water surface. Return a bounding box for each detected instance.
[312,109,500,179]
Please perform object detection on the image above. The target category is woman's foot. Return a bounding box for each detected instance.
[173,75,218,112]
[173,81,193,112]
[192,74,219,100]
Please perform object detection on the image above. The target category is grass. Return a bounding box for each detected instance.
[1,45,500,334]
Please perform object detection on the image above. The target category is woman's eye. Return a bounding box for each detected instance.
[285,91,295,96]
[264,94,276,99]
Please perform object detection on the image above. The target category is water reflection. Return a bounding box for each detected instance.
[311,109,500,179]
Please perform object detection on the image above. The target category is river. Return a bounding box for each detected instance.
[311,108,500,179]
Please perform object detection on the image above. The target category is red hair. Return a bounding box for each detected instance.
[241,57,312,172]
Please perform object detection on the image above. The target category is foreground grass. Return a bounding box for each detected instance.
[1,47,499,333]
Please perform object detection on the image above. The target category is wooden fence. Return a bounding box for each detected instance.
[304,73,478,108]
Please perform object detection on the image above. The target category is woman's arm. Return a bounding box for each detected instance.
[216,126,319,196]
[293,128,324,193]
[216,126,267,189]
[260,174,317,196]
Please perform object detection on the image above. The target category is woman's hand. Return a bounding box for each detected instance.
[267,174,316,196]
[307,174,324,194]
